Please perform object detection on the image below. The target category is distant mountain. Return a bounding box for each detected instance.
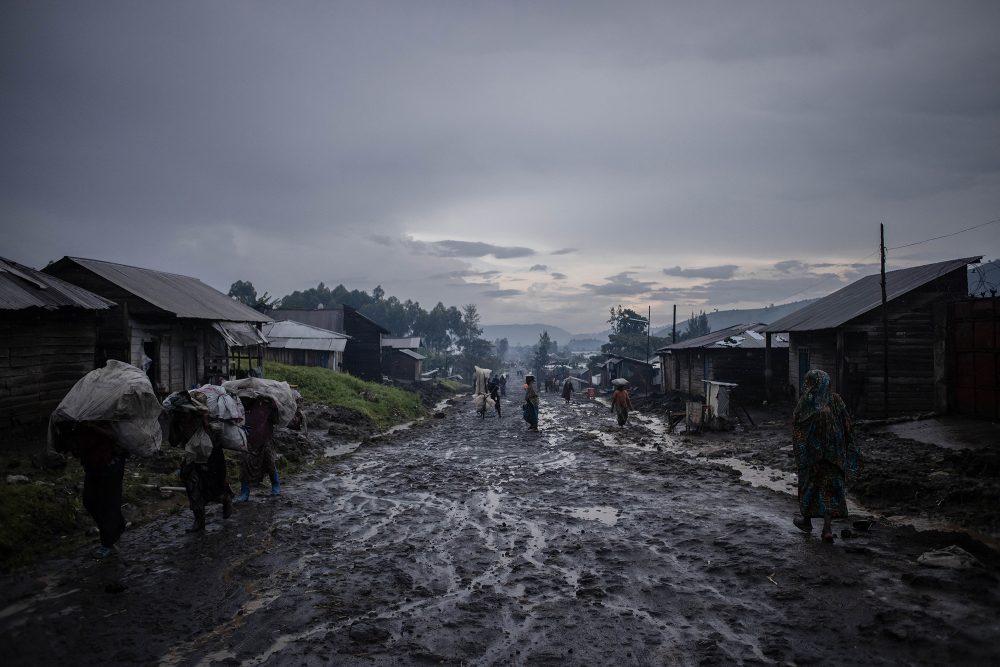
[653,299,818,337]
[481,323,574,348]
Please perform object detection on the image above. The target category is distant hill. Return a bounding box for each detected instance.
[482,323,574,348]
[652,299,818,337]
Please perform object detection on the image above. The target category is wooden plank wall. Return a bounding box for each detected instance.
[266,347,340,370]
[343,311,383,381]
[0,312,100,449]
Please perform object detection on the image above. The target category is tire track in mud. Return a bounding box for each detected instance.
[3,387,999,666]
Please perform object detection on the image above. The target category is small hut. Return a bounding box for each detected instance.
[263,320,349,371]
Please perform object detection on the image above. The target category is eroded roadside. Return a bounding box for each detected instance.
[2,386,998,666]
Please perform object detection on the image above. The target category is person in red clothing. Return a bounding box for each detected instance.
[238,396,281,500]
[610,384,633,427]
[53,421,127,559]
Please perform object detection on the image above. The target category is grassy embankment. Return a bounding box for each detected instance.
[0,365,439,573]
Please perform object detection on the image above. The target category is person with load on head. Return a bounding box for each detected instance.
[487,373,502,418]
[522,374,539,431]
[164,391,235,532]
[52,421,128,559]
[610,380,632,427]
[791,369,863,543]
[239,394,281,500]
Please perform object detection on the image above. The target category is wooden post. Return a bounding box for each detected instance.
[672,304,677,344]
[764,331,772,402]
[880,223,889,419]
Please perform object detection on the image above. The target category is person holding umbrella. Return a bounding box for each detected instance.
[610,379,633,427]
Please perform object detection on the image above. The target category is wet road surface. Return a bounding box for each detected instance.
[3,385,999,665]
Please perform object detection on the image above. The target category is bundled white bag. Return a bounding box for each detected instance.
[191,384,245,422]
[49,360,162,457]
[223,377,298,427]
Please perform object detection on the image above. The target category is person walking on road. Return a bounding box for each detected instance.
[522,374,539,431]
[610,383,633,427]
[239,395,282,500]
[792,369,863,543]
[561,378,573,405]
[53,421,128,559]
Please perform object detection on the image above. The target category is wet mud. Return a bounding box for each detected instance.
[2,386,999,665]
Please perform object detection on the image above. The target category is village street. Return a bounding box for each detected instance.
[2,385,999,666]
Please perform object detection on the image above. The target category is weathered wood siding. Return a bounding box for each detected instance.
[343,310,383,381]
[384,350,421,381]
[785,268,966,417]
[707,348,787,403]
[0,311,100,449]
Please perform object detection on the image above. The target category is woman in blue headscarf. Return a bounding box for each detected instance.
[792,369,862,542]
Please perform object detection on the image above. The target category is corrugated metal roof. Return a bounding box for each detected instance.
[762,256,980,333]
[656,323,789,352]
[50,256,271,322]
[263,320,349,352]
[0,257,115,311]
[212,321,269,347]
[397,348,426,360]
[382,336,422,349]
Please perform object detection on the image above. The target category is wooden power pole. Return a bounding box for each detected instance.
[881,223,889,419]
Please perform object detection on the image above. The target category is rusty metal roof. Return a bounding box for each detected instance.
[656,323,788,352]
[48,256,270,322]
[0,257,115,311]
[762,256,981,333]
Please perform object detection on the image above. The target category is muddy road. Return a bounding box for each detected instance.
[3,385,999,666]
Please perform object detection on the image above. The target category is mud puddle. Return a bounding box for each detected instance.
[2,386,998,666]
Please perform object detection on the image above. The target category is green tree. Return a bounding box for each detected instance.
[602,305,665,358]
[494,337,509,361]
[533,331,551,384]
[228,280,274,312]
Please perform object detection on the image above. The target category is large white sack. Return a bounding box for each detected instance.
[191,384,245,423]
[223,377,298,427]
[474,366,491,395]
[49,360,162,457]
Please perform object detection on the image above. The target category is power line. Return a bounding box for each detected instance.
[889,217,1000,251]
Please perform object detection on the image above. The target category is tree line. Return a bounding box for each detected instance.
[228,280,506,380]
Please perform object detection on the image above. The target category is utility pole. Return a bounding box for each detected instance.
[881,223,889,419]
[672,304,677,344]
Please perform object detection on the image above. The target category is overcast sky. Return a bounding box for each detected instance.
[3,1,998,332]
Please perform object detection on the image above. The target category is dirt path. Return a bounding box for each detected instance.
[2,385,999,665]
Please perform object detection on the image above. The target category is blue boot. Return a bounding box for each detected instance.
[237,481,250,502]
[270,471,281,496]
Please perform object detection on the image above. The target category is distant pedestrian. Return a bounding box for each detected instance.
[792,369,863,543]
[239,395,282,500]
[53,421,127,559]
[522,374,539,431]
[561,378,573,404]
[487,376,502,418]
[610,384,632,426]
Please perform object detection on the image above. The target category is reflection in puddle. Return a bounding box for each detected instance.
[566,506,620,526]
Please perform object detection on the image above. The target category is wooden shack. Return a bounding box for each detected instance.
[762,256,979,417]
[657,323,789,402]
[270,306,389,381]
[0,258,115,448]
[600,355,654,394]
[44,257,270,393]
[382,337,425,381]
[262,320,349,371]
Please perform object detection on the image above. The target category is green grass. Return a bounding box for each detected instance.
[436,378,467,393]
[0,476,84,572]
[264,362,427,430]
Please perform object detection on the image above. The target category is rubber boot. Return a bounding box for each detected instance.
[237,481,250,502]
[185,509,206,533]
[222,494,233,519]
[270,471,281,496]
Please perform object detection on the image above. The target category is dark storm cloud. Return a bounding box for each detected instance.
[419,240,535,259]
[551,272,567,280]
[429,269,502,280]
[650,271,847,305]
[582,272,657,296]
[663,265,739,279]
[482,289,523,298]
[2,2,998,332]
[773,260,805,273]
[529,264,548,272]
